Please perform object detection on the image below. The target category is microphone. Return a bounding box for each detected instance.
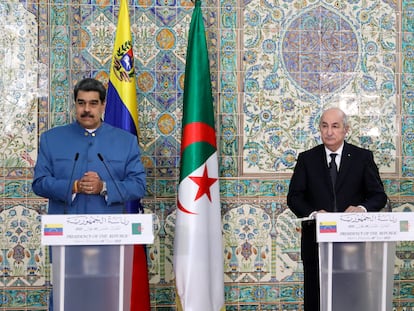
[97,153,126,212]
[384,196,392,212]
[64,152,79,214]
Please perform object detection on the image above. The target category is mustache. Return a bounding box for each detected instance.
[80,112,94,118]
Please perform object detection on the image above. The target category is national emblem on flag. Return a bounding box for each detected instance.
[112,41,135,82]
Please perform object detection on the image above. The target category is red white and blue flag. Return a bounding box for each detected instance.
[106,0,150,310]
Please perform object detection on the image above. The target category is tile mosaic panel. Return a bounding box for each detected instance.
[0,0,39,169]
[0,199,49,310]
[242,0,398,175]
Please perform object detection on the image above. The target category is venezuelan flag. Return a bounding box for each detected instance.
[106,0,140,214]
[319,221,337,233]
[106,0,139,137]
[105,1,150,310]
[43,224,63,236]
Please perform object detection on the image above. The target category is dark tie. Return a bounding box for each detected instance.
[329,153,338,186]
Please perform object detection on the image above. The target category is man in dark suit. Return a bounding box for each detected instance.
[287,107,387,311]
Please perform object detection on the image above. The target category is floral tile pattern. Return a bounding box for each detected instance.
[242,0,398,174]
[0,1,39,168]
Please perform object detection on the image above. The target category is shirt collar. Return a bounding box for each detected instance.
[324,143,344,163]
[74,121,104,136]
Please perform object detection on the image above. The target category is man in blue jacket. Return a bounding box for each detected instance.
[32,78,146,214]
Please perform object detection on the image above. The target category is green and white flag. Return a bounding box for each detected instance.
[173,1,225,310]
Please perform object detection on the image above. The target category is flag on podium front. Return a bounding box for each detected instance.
[173,1,225,310]
[106,0,150,310]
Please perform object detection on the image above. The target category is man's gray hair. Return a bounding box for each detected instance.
[319,107,349,128]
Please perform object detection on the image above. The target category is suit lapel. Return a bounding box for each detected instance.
[317,145,332,189]
[336,142,352,188]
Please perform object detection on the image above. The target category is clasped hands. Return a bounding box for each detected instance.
[317,205,367,213]
[73,171,104,195]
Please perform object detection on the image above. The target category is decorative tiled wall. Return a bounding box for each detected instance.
[242,0,398,175]
[0,0,414,310]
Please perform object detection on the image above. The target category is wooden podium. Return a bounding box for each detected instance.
[316,212,414,311]
[41,214,154,311]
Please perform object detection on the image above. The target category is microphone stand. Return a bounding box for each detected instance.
[97,153,126,214]
[64,152,79,214]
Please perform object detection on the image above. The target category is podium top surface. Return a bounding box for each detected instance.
[41,214,154,246]
[316,212,414,243]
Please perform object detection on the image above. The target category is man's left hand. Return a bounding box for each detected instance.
[345,205,367,213]
[79,171,103,195]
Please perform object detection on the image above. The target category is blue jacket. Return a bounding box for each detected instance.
[32,121,146,214]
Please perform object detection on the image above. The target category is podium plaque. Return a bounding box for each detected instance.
[41,214,154,311]
[316,212,414,311]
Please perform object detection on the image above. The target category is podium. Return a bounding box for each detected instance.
[316,212,414,311]
[41,214,154,311]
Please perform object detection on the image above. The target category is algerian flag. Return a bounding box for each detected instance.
[173,1,225,310]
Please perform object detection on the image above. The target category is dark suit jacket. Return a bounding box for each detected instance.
[287,141,387,311]
[287,141,387,217]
